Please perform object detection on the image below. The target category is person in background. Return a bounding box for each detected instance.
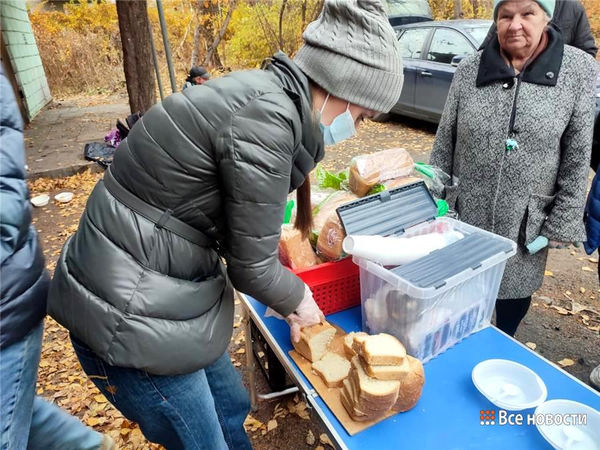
[584,113,600,390]
[182,65,210,90]
[480,0,598,58]
[0,67,114,450]
[46,0,404,448]
[430,0,597,337]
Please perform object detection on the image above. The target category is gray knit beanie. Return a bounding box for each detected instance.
[294,0,403,113]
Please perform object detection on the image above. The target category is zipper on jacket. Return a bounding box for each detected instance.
[490,75,522,233]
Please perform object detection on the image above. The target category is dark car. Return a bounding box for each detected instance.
[385,0,433,27]
[391,19,492,123]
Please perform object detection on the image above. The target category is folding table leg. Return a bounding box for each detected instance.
[243,306,259,412]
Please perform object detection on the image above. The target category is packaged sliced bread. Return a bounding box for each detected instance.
[278,225,320,270]
[349,148,414,197]
[392,355,425,412]
[311,352,351,388]
[316,214,346,261]
[312,191,357,235]
[354,333,406,366]
[292,322,336,363]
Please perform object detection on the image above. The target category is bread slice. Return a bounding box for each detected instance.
[350,356,399,404]
[351,332,369,356]
[344,376,393,413]
[311,352,351,388]
[392,356,425,412]
[343,332,368,358]
[292,322,336,363]
[340,387,386,422]
[356,333,406,366]
[362,355,411,381]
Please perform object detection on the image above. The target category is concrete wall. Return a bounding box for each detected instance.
[1,0,51,120]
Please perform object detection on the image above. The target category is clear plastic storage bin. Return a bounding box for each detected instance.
[337,182,517,363]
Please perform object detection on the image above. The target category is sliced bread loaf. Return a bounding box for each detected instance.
[355,333,406,366]
[361,355,411,381]
[350,356,400,405]
[312,352,351,388]
[292,322,336,362]
[343,331,368,358]
[392,355,425,412]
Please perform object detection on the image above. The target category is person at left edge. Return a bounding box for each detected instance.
[46,0,404,448]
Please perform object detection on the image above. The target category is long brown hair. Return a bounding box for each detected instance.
[294,175,312,240]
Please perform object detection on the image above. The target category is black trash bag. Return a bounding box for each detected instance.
[84,142,116,169]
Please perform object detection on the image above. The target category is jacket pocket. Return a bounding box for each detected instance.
[444,184,459,213]
[524,194,556,246]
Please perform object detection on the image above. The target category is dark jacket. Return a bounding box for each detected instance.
[480,0,598,58]
[48,52,324,375]
[0,67,50,349]
[584,114,600,254]
[431,27,597,298]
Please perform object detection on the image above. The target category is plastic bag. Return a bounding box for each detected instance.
[83,142,116,169]
[349,148,414,196]
[315,163,349,191]
[413,162,450,198]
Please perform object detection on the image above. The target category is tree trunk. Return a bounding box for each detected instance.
[116,0,156,114]
[202,0,238,67]
[301,0,308,31]
[278,0,288,50]
[454,0,462,19]
[191,24,201,67]
[471,0,479,16]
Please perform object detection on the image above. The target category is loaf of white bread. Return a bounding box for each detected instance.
[293,325,424,421]
[341,333,424,421]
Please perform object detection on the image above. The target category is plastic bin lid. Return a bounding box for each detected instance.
[392,232,515,289]
[337,181,438,236]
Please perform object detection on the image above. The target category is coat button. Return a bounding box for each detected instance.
[546,71,554,79]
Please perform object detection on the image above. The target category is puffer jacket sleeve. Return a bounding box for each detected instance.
[429,61,463,178]
[570,5,598,59]
[216,93,305,317]
[0,68,29,264]
[542,58,598,242]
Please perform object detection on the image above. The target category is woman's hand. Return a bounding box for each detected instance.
[286,285,325,343]
[548,240,570,249]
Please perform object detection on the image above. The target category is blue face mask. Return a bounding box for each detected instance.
[319,94,356,146]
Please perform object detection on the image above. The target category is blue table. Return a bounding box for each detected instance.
[241,294,600,450]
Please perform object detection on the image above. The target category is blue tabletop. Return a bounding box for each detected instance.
[244,297,600,450]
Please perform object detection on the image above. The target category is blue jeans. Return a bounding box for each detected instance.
[71,336,252,450]
[0,321,103,450]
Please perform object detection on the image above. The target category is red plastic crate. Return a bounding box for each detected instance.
[293,257,360,315]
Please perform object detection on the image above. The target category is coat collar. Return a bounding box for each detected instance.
[264,52,325,192]
[476,25,564,88]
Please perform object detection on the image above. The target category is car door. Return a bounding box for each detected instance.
[392,27,432,115]
[414,27,475,122]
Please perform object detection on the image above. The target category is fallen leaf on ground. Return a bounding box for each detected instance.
[589,258,598,264]
[565,290,572,297]
[580,287,586,294]
[236,348,245,354]
[550,305,571,315]
[94,394,107,403]
[557,358,575,367]
[306,430,316,445]
[320,433,334,448]
[582,266,594,272]
[525,342,537,350]
[571,301,586,315]
[544,270,554,277]
[267,419,277,432]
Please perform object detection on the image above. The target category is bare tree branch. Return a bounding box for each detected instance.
[202,0,239,67]
[278,0,288,50]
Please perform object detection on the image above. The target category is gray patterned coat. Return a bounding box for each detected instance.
[430,28,597,299]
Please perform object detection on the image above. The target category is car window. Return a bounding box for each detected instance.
[463,25,492,47]
[398,28,430,60]
[427,28,474,64]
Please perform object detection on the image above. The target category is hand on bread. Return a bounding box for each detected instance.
[287,285,325,343]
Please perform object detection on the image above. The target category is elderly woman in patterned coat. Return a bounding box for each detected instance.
[430,0,597,337]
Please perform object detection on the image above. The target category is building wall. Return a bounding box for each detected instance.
[1,0,51,120]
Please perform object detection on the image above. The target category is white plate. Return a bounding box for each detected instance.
[31,194,50,207]
[54,192,74,203]
[535,399,600,450]
[472,359,547,411]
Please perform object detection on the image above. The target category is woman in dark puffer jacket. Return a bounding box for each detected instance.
[47,1,405,448]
